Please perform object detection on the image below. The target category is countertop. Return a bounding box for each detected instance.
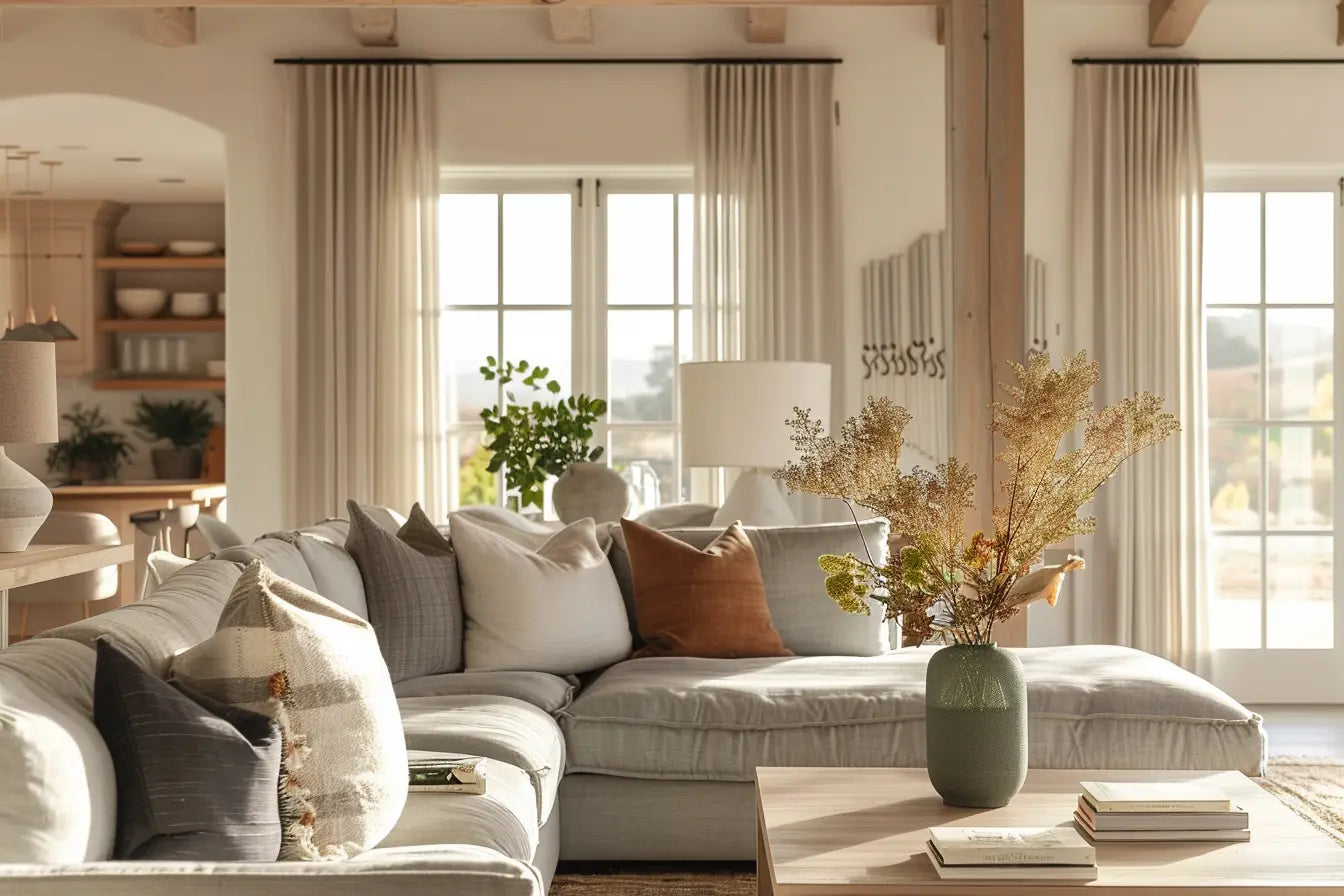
[49,481,227,500]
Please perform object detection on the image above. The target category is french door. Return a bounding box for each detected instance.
[1204,186,1344,703]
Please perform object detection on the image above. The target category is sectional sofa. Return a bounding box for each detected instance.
[0,513,1267,894]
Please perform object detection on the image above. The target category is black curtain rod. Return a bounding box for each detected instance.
[1074,56,1344,66]
[273,56,841,66]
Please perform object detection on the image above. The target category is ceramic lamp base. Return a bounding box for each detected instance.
[0,446,52,552]
[711,469,796,528]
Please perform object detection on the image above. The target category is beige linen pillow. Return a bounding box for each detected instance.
[171,560,407,860]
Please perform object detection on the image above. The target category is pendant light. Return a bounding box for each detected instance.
[2,150,53,343]
[38,159,75,341]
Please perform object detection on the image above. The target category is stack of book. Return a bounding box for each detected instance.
[1074,781,1250,842]
[407,752,489,795]
[925,826,1098,881]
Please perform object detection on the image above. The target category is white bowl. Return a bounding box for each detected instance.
[115,288,167,319]
[168,240,218,257]
[170,292,212,318]
[205,359,227,378]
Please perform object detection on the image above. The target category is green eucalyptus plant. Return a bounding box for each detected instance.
[127,397,215,449]
[479,357,607,512]
[46,404,136,481]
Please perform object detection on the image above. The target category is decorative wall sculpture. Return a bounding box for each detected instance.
[860,230,1049,466]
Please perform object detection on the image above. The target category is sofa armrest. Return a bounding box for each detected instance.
[0,844,543,896]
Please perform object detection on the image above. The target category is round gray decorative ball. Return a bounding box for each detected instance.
[552,462,632,524]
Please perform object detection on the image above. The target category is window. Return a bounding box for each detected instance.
[1203,190,1335,650]
[439,175,694,513]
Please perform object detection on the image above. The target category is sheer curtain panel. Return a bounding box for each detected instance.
[287,64,445,524]
[1072,63,1209,673]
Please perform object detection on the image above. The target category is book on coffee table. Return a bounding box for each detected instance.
[925,845,1098,882]
[928,826,1097,866]
[1076,797,1249,831]
[1072,812,1251,842]
[1080,781,1235,813]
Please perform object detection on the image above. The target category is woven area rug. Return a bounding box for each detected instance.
[549,863,756,896]
[1259,756,1344,845]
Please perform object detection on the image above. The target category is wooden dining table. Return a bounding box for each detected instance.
[49,480,226,612]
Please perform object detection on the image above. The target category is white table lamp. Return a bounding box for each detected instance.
[0,341,58,552]
[680,360,830,527]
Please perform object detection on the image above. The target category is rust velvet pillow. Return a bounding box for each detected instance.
[619,518,792,659]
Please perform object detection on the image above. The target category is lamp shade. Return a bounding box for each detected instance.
[680,361,830,469]
[0,340,58,444]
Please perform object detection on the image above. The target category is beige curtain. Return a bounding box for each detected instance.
[287,64,445,525]
[1072,63,1209,673]
[691,64,844,518]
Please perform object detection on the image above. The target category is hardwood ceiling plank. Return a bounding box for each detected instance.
[137,6,196,47]
[745,7,787,43]
[1148,0,1209,48]
[349,7,398,47]
[548,6,593,43]
[17,0,933,7]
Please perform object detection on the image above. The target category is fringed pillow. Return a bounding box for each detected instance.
[171,560,406,859]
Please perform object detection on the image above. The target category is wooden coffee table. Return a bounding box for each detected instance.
[755,767,1343,894]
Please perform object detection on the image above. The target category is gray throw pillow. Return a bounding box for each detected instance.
[346,500,463,681]
[92,639,282,861]
[610,519,891,656]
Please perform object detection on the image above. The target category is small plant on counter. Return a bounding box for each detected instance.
[127,397,215,480]
[46,404,136,482]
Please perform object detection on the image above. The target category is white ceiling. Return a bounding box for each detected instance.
[0,93,225,203]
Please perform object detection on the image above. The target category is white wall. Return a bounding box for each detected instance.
[0,5,945,538]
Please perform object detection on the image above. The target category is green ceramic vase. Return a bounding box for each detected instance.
[925,643,1028,808]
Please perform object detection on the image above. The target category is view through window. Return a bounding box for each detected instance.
[1203,190,1335,650]
[439,177,693,513]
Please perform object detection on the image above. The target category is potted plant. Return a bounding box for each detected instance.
[479,357,610,516]
[776,351,1178,809]
[127,396,215,480]
[46,404,136,482]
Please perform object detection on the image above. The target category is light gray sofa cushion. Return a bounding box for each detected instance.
[393,671,576,714]
[558,647,1266,781]
[216,539,318,593]
[264,529,368,620]
[0,845,544,896]
[609,519,891,656]
[399,694,566,827]
[346,502,463,682]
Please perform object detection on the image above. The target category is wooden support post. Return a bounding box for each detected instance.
[746,8,787,43]
[548,6,593,43]
[945,0,1027,647]
[349,7,398,47]
[137,7,197,47]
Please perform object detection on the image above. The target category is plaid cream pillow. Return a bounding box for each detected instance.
[171,560,406,860]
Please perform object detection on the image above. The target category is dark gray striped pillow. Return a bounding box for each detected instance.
[92,638,282,861]
[345,500,462,681]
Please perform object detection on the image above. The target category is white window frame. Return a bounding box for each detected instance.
[439,168,694,512]
[1202,175,1344,703]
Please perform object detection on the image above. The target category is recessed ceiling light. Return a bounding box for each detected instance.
[113,156,143,163]
[158,177,186,184]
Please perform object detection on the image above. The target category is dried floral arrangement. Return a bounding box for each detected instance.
[776,351,1178,645]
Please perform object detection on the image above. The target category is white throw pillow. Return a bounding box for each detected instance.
[450,514,632,674]
[170,561,407,860]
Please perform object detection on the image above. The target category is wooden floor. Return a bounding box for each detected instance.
[1249,705,1344,759]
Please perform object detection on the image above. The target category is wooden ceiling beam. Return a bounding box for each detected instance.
[745,7,786,43]
[137,6,196,46]
[548,6,593,43]
[1148,0,1208,48]
[349,7,398,46]
[14,0,934,7]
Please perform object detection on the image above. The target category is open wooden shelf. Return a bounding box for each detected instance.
[96,317,225,333]
[92,377,225,392]
[95,256,225,271]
